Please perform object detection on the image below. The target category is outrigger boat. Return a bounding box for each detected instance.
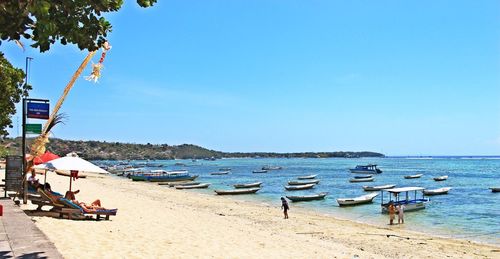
[433,175,448,181]
[175,183,210,189]
[131,170,198,182]
[286,192,328,202]
[262,165,283,170]
[214,187,260,195]
[252,170,268,174]
[363,184,396,191]
[404,174,423,179]
[284,183,315,191]
[337,192,379,206]
[423,187,451,196]
[210,171,230,175]
[381,187,429,213]
[297,174,317,180]
[349,164,382,174]
[233,182,262,188]
[349,177,374,183]
[287,179,320,185]
[490,187,500,193]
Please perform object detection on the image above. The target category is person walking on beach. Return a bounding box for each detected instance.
[388,202,396,225]
[397,204,405,224]
[281,197,289,219]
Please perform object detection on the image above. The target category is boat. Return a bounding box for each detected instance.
[286,192,328,202]
[174,162,186,166]
[362,184,396,191]
[175,183,210,189]
[354,175,372,179]
[349,164,382,174]
[284,183,315,191]
[233,182,262,188]
[210,171,230,175]
[297,174,317,180]
[132,170,198,182]
[404,174,423,179]
[433,175,448,181]
[337,192,379,206]
[262,165,283,170]
[287,179,320,185]
[219,168,231,171]
[160,181,201,187]
[423,187,451,195]
[381,187,429,213]
[349,177,374,183]
[252,170,268,174]
[214,187,260,195]
[490,187,500,193]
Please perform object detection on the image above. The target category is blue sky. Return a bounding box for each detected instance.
[3,0,500,155]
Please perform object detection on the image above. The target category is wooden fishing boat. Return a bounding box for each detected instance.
[297,174,317,180]
[159,181,201,187]
[175,183,210,189]
[362,184,396,191]
[210,171,230,175]
[284,183,315,191]
[286,192,328,202]
[133,170,198,182]
[349,177,374,183]
[233,182,262,188]
[490,187,500,193]
[381,187,429,213]
[337,192,379,206]
[423,187,451,195]
[349,164,382,174]
[354,175,372,179]
[287,179,320,185]
[404,174,423,179]
[214,187,260,195]
[433,175,448,181]
[252,170,268,174]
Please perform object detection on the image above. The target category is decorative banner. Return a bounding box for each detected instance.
[27,102,50,119]
[26,123,42,134]
[85,42,112,83]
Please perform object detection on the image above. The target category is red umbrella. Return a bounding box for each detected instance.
[33,151,60,165]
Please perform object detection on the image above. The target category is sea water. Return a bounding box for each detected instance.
[112,157,500,245]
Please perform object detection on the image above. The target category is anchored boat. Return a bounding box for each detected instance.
[233,182,262,188]
[433,175,448,181]
[337,192,379,206]
[286,192,328,202]
[349,164,382,174]
[362,184,396,191]
[381,187,429,213]
[404,174,423,179]
[175,183,211,189]
[349,177,374,183]
[287,179,320,185]
[284,183,315,191]
[215,188,260,195]
[252,170,268,174]
[423,187,451,195]
[297,174,317,180]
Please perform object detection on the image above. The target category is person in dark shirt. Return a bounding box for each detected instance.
[281,197,289,219]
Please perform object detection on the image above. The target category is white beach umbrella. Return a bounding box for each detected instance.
[33,156,109,191]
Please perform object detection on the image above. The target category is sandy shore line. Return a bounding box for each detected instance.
[18,173,498,258]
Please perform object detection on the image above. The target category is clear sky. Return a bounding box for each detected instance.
[3,0,500,155]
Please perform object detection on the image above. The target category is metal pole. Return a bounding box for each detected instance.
[22,57,33,204]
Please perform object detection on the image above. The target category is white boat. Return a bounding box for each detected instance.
[363,184,396,191]
[233,182,262,188]
[215,188,260,195]
[354,175,372,179]
[284,183,315,191]
[262,165,282,170]
[210,171,230,175]
[349,177,374,183]
[287,179,320,185]
[423,187,451,195]
[490,187,500,193]
[337,193,379,206]
[404,174,423,179]
[349,164,382,174]
[381,187,429,213]
[175,183,211,189]
[433,175,448,181]
[252,170,268,174]
[297,174,317,180]
[287,192,328,202]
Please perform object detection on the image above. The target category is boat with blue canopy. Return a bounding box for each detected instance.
[349,164,382,174]
[380,187,429,213]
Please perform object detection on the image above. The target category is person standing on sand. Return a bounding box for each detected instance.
[281,197,289,219]
[397,204,405,224]
[388,202,396,225]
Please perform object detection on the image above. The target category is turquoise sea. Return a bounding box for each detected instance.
[109,157,500,245]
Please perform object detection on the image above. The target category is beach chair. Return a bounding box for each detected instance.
[29,189,65,211]
[58,198,118,220]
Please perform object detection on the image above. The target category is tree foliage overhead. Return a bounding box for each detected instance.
[0,53,30,138]
[0,0,157,52]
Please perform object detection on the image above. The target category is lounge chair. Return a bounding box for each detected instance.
[58,198,117,220]
[28,189,65,211]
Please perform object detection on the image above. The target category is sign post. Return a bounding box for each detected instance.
[25,124,42,134]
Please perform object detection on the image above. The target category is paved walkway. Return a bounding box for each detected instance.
[0,198,63,259]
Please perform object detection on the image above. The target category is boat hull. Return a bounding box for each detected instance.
[286,192,327,202]
[288,180,320,185]
[285,184,315,191]
[491,187,500,193]
[147,175,199,182]
[233,182,262,188]
[175,183,210,189]
[349,178,374,183]
[381,199,428,213]
[404,174,423,179]
[215,188,260,195]
[297,174,317,180]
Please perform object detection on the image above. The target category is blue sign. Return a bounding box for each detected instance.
[27,102,50,119]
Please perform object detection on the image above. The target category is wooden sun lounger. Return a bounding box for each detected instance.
[58,198,117,220]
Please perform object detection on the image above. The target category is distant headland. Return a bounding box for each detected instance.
[1,138,384,160]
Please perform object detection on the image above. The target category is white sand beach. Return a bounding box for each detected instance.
[17,173,499,258]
